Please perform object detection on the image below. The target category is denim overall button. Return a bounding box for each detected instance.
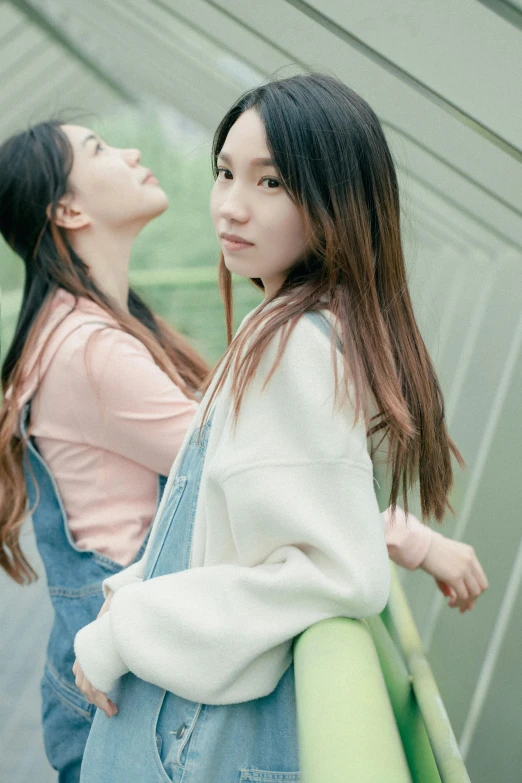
[175,723,186,739]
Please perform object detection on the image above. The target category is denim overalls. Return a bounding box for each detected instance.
[80,413,301,783]
[20,402,167,783]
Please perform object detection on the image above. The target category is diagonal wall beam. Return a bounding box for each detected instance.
[282,0,522,162]
[8,0,137,104]
[476,0,522,30]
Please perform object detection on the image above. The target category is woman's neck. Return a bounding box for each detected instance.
[70,226,134,312]
[261,273,287,301]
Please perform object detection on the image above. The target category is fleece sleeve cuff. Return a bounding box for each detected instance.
[102,560,144,598]
[74,612,129,693]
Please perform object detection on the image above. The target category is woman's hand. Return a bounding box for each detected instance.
[420,533,489,612]
[71,588,117,718]
[97,588,114,618]
[72,659,118,718]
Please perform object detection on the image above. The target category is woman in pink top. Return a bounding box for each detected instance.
[0,121,486,780]
[0,121,209,783]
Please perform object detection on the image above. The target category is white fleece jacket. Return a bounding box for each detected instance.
[74,312,391,705]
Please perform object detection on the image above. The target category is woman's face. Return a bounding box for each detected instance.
[61,124,168,232]
[210,109,306,298]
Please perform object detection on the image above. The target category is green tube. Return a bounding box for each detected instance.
[294,616,412,783]
[385,570,471,783]
[367,615,442,783]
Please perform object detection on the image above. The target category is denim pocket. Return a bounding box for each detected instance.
[154,690,202,775]
[239,771,301,782]
[43,660,94,719]
[40,672,93,775]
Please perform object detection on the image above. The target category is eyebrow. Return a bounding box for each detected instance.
[217,151,276,168]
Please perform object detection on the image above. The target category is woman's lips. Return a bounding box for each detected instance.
[143,173,159,185]
[221,234,254,252]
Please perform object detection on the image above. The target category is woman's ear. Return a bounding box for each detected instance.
[46,196,92,231]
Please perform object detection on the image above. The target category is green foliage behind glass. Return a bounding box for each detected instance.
[0,110,262,367]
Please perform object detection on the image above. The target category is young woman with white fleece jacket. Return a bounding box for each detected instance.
[73,75,485,782]
[75,308,390,703]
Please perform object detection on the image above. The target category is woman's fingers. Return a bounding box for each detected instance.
[90,688,118,718]
[473,559,489,592]
[422,535,488,613]
[447,573,484,612]
[466,572,483,598]
[457,556,488,612]
[436,580,455,598]
[73,661,118,718]
[97,589,114,619]
[74,666,85,692]
[447,578,471,611]
[461,573,485,612]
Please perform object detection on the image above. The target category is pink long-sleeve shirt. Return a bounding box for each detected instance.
[16,288,432,567]
[17,289,198,565]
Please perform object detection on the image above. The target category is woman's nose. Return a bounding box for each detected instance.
[219,188,249,223]
[123,148,141,167]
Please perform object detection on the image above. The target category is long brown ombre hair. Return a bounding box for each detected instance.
[205,73,463,523]
[0,121,210,584]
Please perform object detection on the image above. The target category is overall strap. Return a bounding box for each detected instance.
[306,312,384,488]
[305,310,343,352]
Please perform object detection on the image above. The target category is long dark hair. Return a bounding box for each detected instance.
[0,121,210,583]
[204,73,463,523]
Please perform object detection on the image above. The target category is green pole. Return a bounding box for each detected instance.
[294,616,412,783]
[385,570,472,783]
[367,615,442,783]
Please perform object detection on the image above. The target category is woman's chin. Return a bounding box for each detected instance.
[154,191,169,214]
[222,254,256,281]
[143,185,169,212]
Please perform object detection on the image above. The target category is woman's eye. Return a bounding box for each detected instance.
[261,177,280,189]
[216,167,232,180]
[95,142,105,154]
